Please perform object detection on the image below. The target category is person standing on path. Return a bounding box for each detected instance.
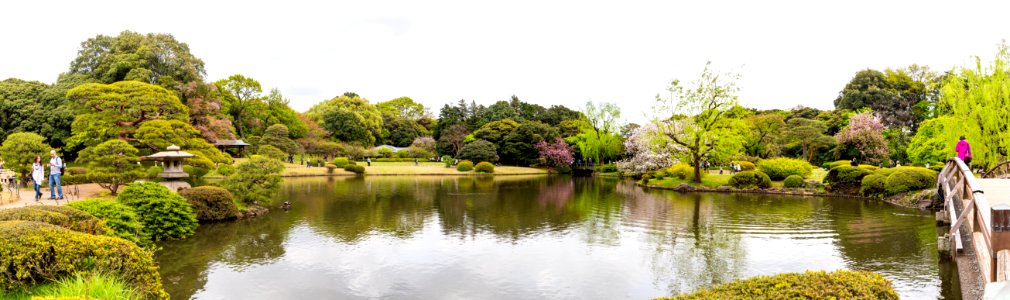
[956,136,972,168]
[367,157,371,167]
[48,150,63,200]
[31,156,43,202]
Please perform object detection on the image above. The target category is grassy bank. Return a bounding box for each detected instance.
[645,169,829,189]
[206,159,548,178]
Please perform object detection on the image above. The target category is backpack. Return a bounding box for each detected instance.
[58,157,65,174]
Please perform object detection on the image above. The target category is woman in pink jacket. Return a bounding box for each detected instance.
[956,136,972,167]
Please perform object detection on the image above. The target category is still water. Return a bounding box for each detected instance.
[155,176,957,299]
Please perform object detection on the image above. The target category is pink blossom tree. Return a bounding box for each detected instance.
[835,112,889,164]
[535,138,574,167]
[616,123,679,176]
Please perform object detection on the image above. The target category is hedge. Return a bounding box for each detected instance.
[117,182,198,241]
[475,162,495,173]
[66,199,146,246]
[861,174,887,197]
[662,270,898,300]
[784,175,806,188]
[884,167,937,196]
[0,221,168,299]
[343,164,365,174]
[0,206,110,236]
[332,157,350,168]
[824,166,873,194]
[757,158,813,180]
[457,160,474,172]
[828,160,852,169]
[729,171,771,189]
[179,186,239,222]
[368,158,420,162]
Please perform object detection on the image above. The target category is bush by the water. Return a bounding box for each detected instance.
[257,145,287,161]
[442,155,453,168]
[784,175,806,188]
[344,164,365,174]
[0,206,110,236]
[661,270,898,300]
[884,167,938,196]
[117,182,198,241]
[332,157,349,168]
[668,163,697,180]
[457,160,474,172]
[823,166,874,194]
[66,199,146,246]
[224,157,285,206]
[216,164,236,176]
[861,174,888,197]
[757,158,813,180]
[475,162,495,173]
[178,186,239,222]
[729,171,772,189]
[735,161,756,171]
[0,221,168,299]
[597,164,618,173]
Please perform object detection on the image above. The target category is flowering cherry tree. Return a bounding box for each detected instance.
[535,138,574,167]
[835,112,889,164]
[616,123,678,176]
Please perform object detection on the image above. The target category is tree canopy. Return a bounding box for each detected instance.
[69,31,206,90]
[66,81,189,148]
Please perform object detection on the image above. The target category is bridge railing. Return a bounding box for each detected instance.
[939,157,999,281]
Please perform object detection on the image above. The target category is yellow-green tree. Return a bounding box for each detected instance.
[66,81,189,148]
[939,43,1010,169]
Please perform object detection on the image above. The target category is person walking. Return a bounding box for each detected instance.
[47,150,64,200]
[956,136,973,168]
[367,157,371,167]
[31,156,43,202]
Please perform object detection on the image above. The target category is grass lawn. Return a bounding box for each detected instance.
[648,168,829,189]
[206,159,547,177]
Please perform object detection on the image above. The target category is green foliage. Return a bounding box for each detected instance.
[668,163,696,180]
[66,199,146,246]
[76,139,144,195]
[884,167,938,195]
[0,221,168,299]
[343,164,365,174]
[474,119,519,147]
[783,175,806,188]
[0,78,76,152]
[376,147,394,158]
[824,166,874,194]
[66,167,87,175]
[257,144,287,161]
[782,118,835,163]
[0,206,110,236]
[457,160,474,172]
[828,160,851,169]
[458,139,499,163]
[224,157,284,206]
[395,149,411,158]
[307,95,384,146]
[861,174,888,197]
[30,272,143,300]
[742,113,786,158]
[736,161,756,171]
[134,119,231,165]
[757,157,813,180]
[333,157,350,168]
[503,121,562,166]
[117,182,198,241]
[907,116,960,166]
[662,270,898,300]
[66,81,188,149]
[728,171,772,189]
[261,124,300,154]
[216,164,236,176]
[145,166,163,180]
[442,155,453,168]
[475,162,495,173]
[556,165,573,174]
[182,165,208,179]
[938,43,1010,170]
[596,164,618,173]
[69,30,204,91]
[178,186,239,222]
[0,132,51,184]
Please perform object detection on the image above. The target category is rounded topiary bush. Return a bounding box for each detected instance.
[828,160,852,169]
[783,175,806,188]
[178,186,239,222]
[0,221,168,299]
[665,270,898,300]
[216,164,236,176]
[117,182,198,241]
[729,171,772,189]
[67,199,146,245]
[475,162,495,173]
[457,160,474,172]
[757,158,813,180]
[736,161,756,171]
[343,164,365,174]
[333,157,350,168]
[823,166,874,194]
[0,206,111,236]
[325,163,338,174]
[860,174,887,197]
[668,163,696,180]
[884,167,938,195]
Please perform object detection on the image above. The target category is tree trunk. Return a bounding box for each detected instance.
[693,155,702,183]
[236,114,245,138]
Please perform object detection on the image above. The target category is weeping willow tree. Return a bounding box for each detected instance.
[939,42,1010,169]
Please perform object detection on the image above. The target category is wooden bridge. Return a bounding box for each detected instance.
[938,157,1010,298]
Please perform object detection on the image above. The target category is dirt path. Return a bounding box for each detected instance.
[0,183,108,209]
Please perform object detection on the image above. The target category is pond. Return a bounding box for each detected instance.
[155,176,957,299]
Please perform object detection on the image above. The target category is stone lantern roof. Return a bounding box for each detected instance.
[144,144,195,160]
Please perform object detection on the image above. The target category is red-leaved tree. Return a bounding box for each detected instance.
[535,138,574,167]
[835,112,889,164]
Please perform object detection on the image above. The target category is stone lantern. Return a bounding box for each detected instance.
[143,145,195,192]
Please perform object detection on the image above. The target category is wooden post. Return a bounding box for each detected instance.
[999,250,1010,281]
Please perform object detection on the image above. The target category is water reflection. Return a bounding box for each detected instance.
[155,176,955,299]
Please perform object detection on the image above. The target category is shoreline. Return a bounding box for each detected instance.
[637,182,936,210]
[204,171,551,180]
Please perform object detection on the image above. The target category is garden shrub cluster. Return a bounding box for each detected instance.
[146,165,163,180]
[344,164,365,174]
[827,160,852,169]
[0,221,168,299]
[596,164,618,173]
[441,155,453,168]
[332,157,350,168]
[668,163,696,180]
[117,182,199,241]
[735,161,756,171]
[475,162,495,173]
[224,157,285,206]
[179,186,239,222]
[884,167,937,195]
[457,160,474,172]
[66,199,146,246]
[370,158,422,162]
[824,165,874,194]
[0,206,110,236]
[729,171,771,189]
[783,175,806,188]
[182,165,209,179]
[757,158,813,180]
[860,174,888,197]
[216,164,236,176]
[67,167,87,175]
[661,270,898,300]
[257,145,287,161]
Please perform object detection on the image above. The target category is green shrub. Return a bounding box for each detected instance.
[668,163,696,180]
[861,174,888,197]
[828,160,852,169]
[884,167,938,195]
[457,140,499,163]
[332,157,350,168]
[823,166,874,194]
[556,165,572,174]
[67,199,146,246]
[257,145,287,161]
[736,161,756,171]
[0,221,168,299]
[216,164,236,176]
[0,206,110,236]
[31,272,143,300]
[395,149,411,158]
[145,166,163,179]
[224,157,285,206]
[596,164,618,173]
[442,155,453,168]
[457,160,474,172]
[178,186,239,222]
[757,158,813,180]
[784,175,806,188]
[343,164,365,174]
[654,169,669,179]
[875,167,898,177]
[729,171,772,189]
[117,182,198,241]
[661,270,898,300]
[475,162,495,173]
[67,167,87,176]
[858,165,879,172]
[182,165,208,179]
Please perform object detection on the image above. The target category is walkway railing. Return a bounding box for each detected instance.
[939,157,1006,282]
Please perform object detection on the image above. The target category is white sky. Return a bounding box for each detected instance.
[2,0,1009,124]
